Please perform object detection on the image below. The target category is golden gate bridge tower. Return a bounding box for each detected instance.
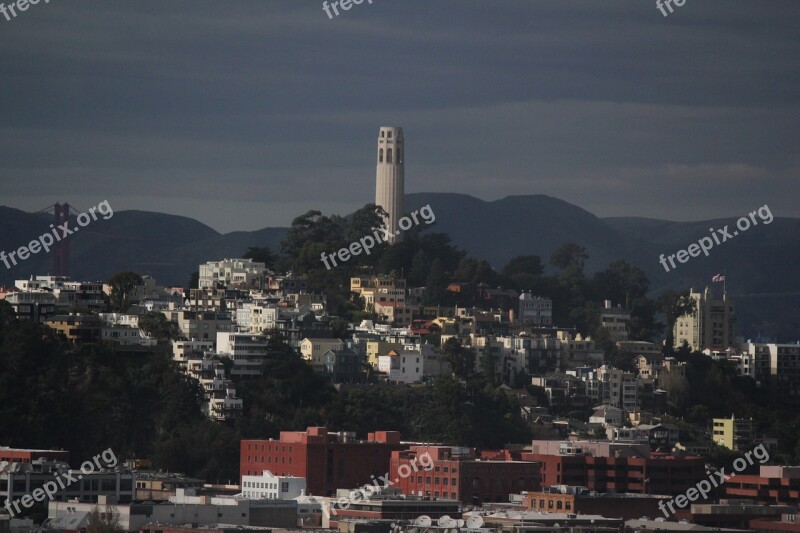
[36,202,79,277]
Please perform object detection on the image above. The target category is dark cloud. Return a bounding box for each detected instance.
[1,0,798,231]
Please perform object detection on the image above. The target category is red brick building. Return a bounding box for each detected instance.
[390,446,541,505]
[240,427,404,497]
[725,466,800,505]
[521,451,706,496]
[0,446,69,464]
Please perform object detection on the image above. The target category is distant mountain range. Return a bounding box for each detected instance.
[2,193,799,339]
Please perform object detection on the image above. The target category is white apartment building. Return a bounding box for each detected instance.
[199,258,268,290]
[172,339,215,367]
[596,365,639,412]
[674,287,735,351]
[518,293,553,326]
[241,471,306,500]
[740,341,800,403]
[101,325,156,347]
[378,351,424,383]
[236,302,279,333]
[184,354,243,420]
[216,332,269,376]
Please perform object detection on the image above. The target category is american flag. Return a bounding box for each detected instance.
[712,274,726,282]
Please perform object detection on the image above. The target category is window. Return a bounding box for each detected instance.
[388,131,392,138]
[379,148,383,162]
[387,148,392,163]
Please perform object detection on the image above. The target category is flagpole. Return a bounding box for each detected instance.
[723,268,727,296]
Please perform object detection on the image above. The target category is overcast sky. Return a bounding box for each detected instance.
[1,1,798,232]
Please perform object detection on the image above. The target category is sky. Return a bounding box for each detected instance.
[1,0,798,233]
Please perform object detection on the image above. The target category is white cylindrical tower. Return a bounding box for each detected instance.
[375,126,405,243]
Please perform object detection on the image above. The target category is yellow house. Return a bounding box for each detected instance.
[366,340,403,367]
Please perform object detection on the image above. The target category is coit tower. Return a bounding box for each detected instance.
[375,126,404,243]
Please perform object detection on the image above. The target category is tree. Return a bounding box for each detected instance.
[658,290,696,353]
[442,338,474,380]
[87,505,124,533]
[479,345,498,385]
[138,311,177,340]
[592,260,649,309]
[243,247,275,269]
[503,255,545,278]
[107,272,142,312]
[187,271,199,291]
[550,242,588,271]
[425,259,448,305]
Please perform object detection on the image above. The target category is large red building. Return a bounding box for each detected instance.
[240,427,404,497]
[390,445,541,505]
[0,446,69,464]
[521,450,706,496]
[725,466,800,505]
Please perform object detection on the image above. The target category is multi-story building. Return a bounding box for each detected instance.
[501,334,562,377]
[236,302,279,334]
[300,338,345,372]
[199,259,268,290]
[518,293,553,327]
[240,427,404,497]
[323,348,364,383]
[374,301,413,327]
[522,486,670,519]
[1,460,135,506]
[44,313,103,343]
[557,331,604,370]
[48,494,297,531]
[241,470,306,500]
[4,290,57,322]
[350,276,407,309]
[600,300,630,342]
[524,440,705,496]
[390,445,541,505]
[172,339,215,365]
[216,332,269,377]
[0,447,69,464]
[133,472,204,501]
[741,342,800,403]
[164,310,234,341]
[378,350,424,384]
[674,287,735,351]
[725,466,800,505]
[712,416,756,451]
[183,354,243,421]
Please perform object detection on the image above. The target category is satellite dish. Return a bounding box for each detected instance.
[437,516,456,528]
[415,515,432,527]
[466,516,484,529]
